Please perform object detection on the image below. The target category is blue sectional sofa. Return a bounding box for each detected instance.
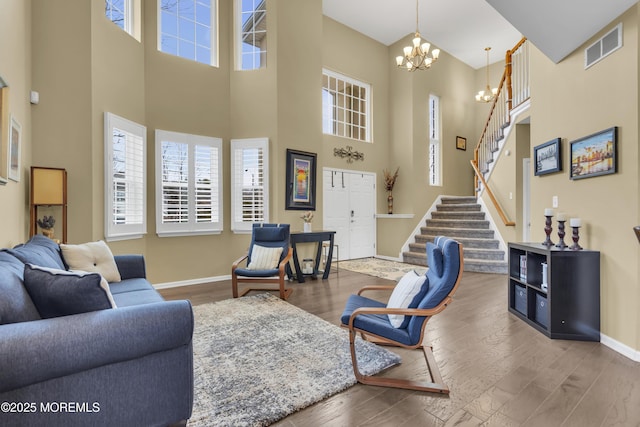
[0,235,194,427]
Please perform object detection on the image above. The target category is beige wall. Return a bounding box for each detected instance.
[0,0,31,247]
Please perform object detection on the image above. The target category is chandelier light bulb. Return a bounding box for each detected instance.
[476,47,498,103]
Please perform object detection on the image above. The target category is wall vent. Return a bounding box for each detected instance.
[585,23,622,69]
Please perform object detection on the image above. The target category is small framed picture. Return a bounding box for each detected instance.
[456,136,466,151]
[8,115,21,182]
[534,138,561,176]
[570,127,617,180]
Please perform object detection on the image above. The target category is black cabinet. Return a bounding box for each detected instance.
[508,242,600,341]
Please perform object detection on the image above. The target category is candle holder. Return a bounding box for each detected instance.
[570,226,583,250]
[543,215,554,246]
[555,220,567,249]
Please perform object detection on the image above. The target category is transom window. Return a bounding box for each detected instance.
[105,0,140,40]
[159,0,218,66]
[155,130,223,236]
[236,0,267,70]
[322,69,371,142]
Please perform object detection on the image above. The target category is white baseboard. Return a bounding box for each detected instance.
[153,275,231,290]
[600,333,640,362]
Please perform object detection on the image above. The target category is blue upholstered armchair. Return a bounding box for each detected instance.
[232,223,294,300]
[341,236,464,393]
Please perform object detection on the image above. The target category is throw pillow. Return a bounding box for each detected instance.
[23,264,117,319]
[387,270,429,328]
[247,245,283,270]
[60,240,121,283]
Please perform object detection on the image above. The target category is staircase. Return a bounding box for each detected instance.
[402,197,508,274]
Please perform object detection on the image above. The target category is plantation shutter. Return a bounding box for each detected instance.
[231,138,269,232]
[156,130,223,236]
[105,113,147,241]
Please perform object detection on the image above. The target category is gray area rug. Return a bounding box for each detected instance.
[339,257,426,281]
[188,293,401,426]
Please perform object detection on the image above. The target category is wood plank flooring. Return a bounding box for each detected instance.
[159,269,640,427]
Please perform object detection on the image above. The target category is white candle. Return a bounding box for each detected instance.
[557,212,566,221]
[570,218,581,227]
[544,208,554,216]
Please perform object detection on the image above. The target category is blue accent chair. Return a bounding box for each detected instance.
[340,236,464,393]
[232,223,294,300]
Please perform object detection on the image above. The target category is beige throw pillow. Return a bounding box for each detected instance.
[247,245,283,270]
[60,240,122,283]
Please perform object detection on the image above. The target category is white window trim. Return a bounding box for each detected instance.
[155,130,223,237]
[106,0,141,41]
[230,138,269,233]
[429,94,442,187]
[322,68,372,143]
[234,0,267,70]
[104,112,147,241]
[157,0,219,67]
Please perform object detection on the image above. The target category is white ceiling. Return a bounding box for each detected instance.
[322,0,638,69]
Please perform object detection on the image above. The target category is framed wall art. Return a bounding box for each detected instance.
[570,127,617,180]
[456,136,467,151]
[285,149,317,210]
[534,138,561,176]
[8,115,21,182]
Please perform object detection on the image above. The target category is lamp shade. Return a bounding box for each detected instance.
[31,167,66,205]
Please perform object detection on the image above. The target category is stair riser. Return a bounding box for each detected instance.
[461,250,506,261]
[426,219,490,229]
[432,212,485,220]
[413,236,499,249]
[402,251,507,273]
[420,227,495,239]
[440,197,477,205]
[436,204,481,212]
[464,262,508,274]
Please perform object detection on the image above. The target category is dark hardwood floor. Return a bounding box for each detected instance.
[159,268,640,427]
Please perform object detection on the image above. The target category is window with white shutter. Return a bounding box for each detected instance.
[155,130,223,237]
[104,113,147,241]
[230,138,269,233]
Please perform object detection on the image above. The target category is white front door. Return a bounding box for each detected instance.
[323,169,376,260]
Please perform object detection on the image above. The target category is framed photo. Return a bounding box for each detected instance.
[8,115,21,182]
[570,127,617,180]
[285,149,317,210]
[456,136,466,151]
[534,138,561,176]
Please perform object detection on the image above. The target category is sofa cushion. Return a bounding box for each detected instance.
[387,270,429,328]
[0,252,41,325]
[5,235,65,270]
[60,240,122,283]
[112,288,166,307]
[23,264,117,319]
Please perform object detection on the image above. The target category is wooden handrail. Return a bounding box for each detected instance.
[472,37,527,228]
[470,160,515,227]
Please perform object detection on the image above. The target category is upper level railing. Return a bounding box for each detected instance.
[471,37,529,227]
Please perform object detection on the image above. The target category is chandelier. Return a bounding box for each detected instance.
[395,0,440,71]
[476,47,498,102]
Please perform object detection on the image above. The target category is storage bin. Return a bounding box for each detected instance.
[514,284,527,315]
[535,293,549,328]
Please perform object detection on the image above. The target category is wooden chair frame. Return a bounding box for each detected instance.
[344,244,464,394]
[231,247,293,300]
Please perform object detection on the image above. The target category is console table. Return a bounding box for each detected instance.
[288,230,336,283]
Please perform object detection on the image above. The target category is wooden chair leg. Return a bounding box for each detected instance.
[348,330,449,394]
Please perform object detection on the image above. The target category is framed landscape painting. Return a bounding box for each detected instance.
[570,127,617,180]
[534,138,561,176]
[285,149,317,210]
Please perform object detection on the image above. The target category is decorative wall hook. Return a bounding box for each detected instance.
[334,146,364,163]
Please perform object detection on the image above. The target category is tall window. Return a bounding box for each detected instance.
[159,0,218,66]
[155,130,223,237]
[104,113,146,241]
[105,0,140,39]
[429,94,442,186]
[322,69,371,142]
[236,0,267,70]
[230,138,269,232]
